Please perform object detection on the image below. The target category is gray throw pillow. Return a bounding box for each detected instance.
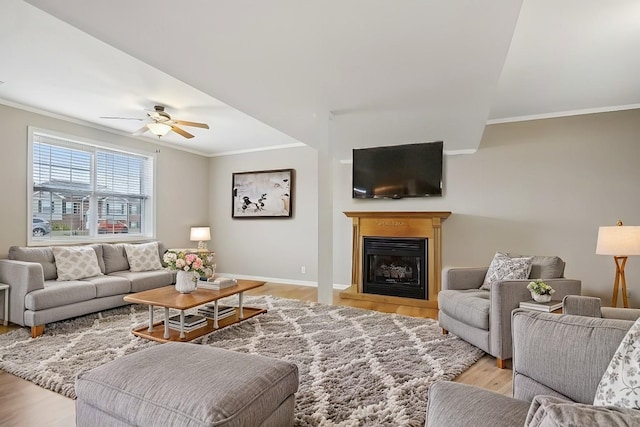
[526,395,640,427]
[102,243,130,274]
[480,252,533,291]
[8,246,57,280]
[508,253,565,279]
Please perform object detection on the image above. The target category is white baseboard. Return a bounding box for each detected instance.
[215,273,350,290]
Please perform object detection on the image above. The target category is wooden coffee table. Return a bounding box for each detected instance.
[123,279,266,343]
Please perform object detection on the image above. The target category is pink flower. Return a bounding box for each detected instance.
[176,259,186,269]
[192,258,203,270]
[185,253,197,265]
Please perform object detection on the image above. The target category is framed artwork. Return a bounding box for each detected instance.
[232,169,293,218]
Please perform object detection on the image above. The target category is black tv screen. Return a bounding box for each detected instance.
[352,141,443,199]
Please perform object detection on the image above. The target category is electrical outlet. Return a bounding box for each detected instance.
[301,266,306,274]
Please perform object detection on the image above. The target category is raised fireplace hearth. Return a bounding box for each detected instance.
[340,211,450,309]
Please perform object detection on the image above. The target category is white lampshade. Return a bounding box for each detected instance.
[147,122,172,137]
[596,225,640,256]
[190,227,211,242]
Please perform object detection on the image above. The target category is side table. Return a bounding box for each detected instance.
[0,283,9,326]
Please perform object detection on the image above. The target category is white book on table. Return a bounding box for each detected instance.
[167,314,207,327]
[199,278,238,290]
[204,303,234,311]
[519,300,562,312]
[167,322,208,332]
[197,309,235,320]
[198,307,235,316]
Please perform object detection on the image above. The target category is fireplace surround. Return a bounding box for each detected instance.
[340,211,450,308]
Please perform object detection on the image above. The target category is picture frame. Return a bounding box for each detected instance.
[232,168,293,218]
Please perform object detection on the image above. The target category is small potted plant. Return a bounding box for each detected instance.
[527,279,555,303]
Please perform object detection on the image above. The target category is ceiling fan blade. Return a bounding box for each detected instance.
[133,125,149,135]
[100,116,144,121]
[171,126,195,139]
[174,120,209,129]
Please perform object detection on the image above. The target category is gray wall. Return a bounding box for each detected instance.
[2,102,640,307]
[209,146,319,284]
[0,104,209,256]
[335,109,640,305]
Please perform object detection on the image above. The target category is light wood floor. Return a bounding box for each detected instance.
[0,283,512,425]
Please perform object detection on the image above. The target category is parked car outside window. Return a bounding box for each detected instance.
[97,220,129,234]
[32,218,51,237]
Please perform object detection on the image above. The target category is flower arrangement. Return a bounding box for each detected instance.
[163,250,208,276]
[527,279,555,296]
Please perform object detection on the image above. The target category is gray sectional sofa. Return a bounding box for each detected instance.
[427,305,640,426]
[0,241,173,337]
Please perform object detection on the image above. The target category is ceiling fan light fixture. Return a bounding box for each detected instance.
[147,122,172,137]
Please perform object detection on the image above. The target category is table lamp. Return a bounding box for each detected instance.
[190,226,211,250]
[596,220,640,308]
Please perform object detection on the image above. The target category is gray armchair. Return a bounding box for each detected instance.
[427,309,640,427]
[438,256,581,368]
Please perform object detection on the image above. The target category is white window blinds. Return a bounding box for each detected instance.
[30,130,154,243]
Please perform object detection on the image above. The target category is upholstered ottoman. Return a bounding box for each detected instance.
[75,342,299,426]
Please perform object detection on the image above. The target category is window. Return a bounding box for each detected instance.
[29,128,154,243]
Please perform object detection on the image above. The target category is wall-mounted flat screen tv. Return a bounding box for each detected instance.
[352,141,443,199]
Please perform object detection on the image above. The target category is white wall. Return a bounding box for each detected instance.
[0,104,209,255]
[209,146,319,284]
[336,109,640,306]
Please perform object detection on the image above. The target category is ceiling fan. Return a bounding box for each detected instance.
[101,105,209,139]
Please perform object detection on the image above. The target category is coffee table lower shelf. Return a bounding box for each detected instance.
[131,307,267,343]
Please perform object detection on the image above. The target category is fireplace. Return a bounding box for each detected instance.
[341,211,450,309]
[363,237,426,299]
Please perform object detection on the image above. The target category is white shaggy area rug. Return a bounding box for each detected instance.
[0,295,483,426]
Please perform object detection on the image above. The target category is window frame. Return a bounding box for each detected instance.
[27,126,156,246]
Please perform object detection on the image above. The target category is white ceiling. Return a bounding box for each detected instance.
[1,0,638,158]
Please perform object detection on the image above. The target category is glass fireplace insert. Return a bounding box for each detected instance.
[362,237,427,299]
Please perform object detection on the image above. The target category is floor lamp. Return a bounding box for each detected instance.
[596,221,640,308]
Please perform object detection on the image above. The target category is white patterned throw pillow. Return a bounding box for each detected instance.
[594,317,640,409]
[52,246,103,281]
[124,242,163,272]
[480,252,534,291]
